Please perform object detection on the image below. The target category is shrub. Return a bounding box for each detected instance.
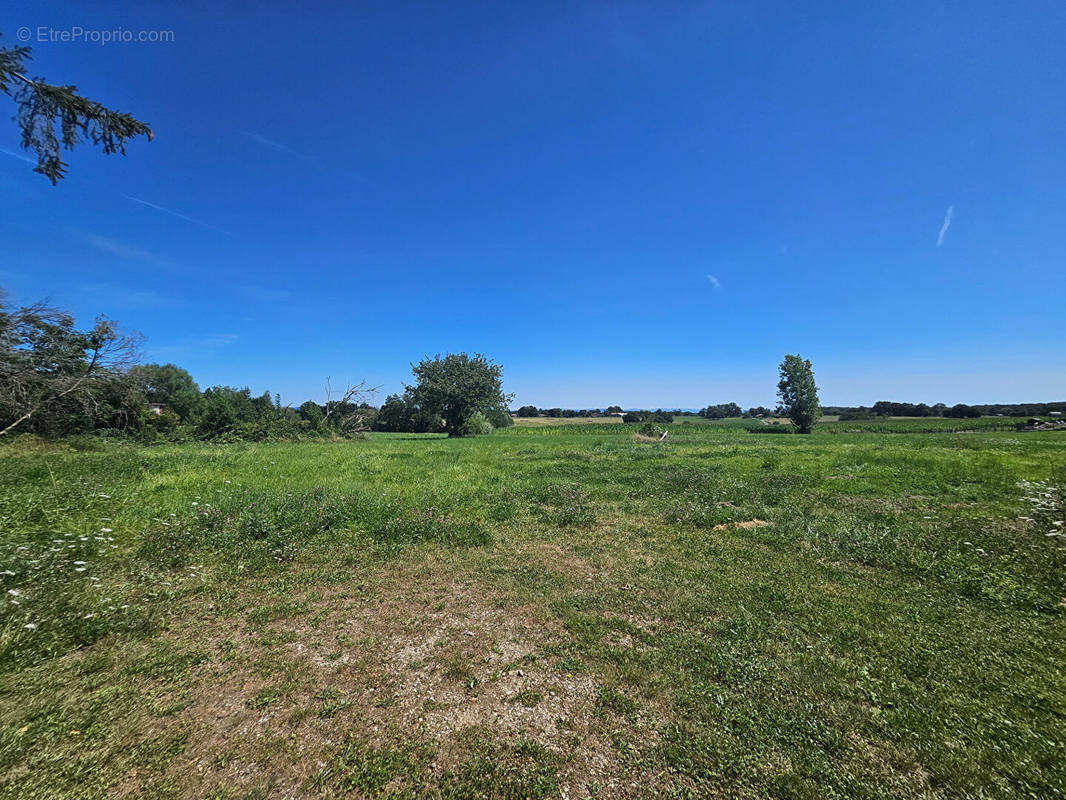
[458,412,493,437]
[638,422,665,438]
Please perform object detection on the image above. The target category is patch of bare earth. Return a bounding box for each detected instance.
[116,557,665,798]
[712,519,770,530]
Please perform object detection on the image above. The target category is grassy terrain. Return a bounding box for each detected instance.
[1,424,1063,799]
[513,416,624,426]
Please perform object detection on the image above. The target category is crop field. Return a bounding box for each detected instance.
[1,424,1064,799]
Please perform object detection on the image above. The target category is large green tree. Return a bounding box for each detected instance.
[776,354,821,433]
[0,33,152,183]
[407,353,512,437]
[129,363,202,422]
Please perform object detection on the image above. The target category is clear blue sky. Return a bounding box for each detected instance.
[3,1,1064,408]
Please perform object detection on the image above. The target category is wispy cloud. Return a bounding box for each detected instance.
[0,147,35,165]
[240,130,366,183]
[79,233,172,268]
[242,131,300,156]
[79,283,169,309]
[193,333,240,347]
[936,205,954,247]
[706,273,721,289]
[145,332,239,362]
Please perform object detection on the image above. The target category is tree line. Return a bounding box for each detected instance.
[3,294,1058,442]
[0,293,513,440]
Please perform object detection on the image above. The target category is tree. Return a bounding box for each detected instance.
[407,353,512,437]
[776,354,821,433]
[0,292,141,436]
[321,377,374,434]
[699,402,742,419]
[129,363,202,422]
[298,400,325,431]
[516,405,539,417]
[0,34,153,183]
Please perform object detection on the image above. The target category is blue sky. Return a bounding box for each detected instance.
[2,1,1064,408]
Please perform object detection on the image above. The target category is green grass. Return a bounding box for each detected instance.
[0,425,1063,798]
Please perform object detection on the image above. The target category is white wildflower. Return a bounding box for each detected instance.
[23,623,36,630]
[100,528,113,533]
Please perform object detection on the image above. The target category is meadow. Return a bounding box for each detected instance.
[0,422,1063,799]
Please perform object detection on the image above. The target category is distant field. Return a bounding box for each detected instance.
[515,415,1032,434]
[1,424,1063,798]
[512,415,623,426]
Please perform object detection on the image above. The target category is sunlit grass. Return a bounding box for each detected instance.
[0,425,1063,798]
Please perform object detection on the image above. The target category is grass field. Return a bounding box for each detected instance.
[513,416,624,426]
[1,424,1064,799]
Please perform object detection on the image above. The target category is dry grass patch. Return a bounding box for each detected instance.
[110,556,663,798]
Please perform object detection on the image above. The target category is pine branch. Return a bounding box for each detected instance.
[1,35,152,183]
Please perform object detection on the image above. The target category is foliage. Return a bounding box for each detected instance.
[407,353,512,437]
[0,33,152,183]
[638,421,665,438]
[128,363,202,422]
[0,293,141,437]
[486,405,514,429]
[458,411,493,437]
[515,405,539,417]
[776,354,822,433]
[699,402,742,419]
[372,393,441,434]
[946,403,982,418]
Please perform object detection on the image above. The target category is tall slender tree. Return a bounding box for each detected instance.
[776,354,821,433]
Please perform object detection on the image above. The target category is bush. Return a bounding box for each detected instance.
[486,406,514,429]
[638,422,665,438]
[458,412,493,437]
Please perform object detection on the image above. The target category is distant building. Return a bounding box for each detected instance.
[1051,411,1063,417]
[147,403,165,416]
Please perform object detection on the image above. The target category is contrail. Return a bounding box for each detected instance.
[936,205,953,247]
[706,274,721,289]
[0,147,35,164]
[122,194,233,237]
[241,131,300,156]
